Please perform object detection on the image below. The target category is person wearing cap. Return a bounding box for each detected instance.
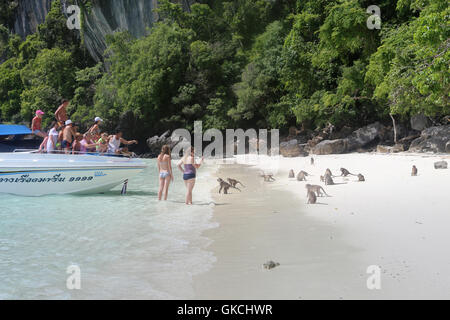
[62,119,75,154]
[55,99,69,125]
[31,110,47,138]
[87,117,103,141]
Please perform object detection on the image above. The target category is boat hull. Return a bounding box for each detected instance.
[0,153,147,196]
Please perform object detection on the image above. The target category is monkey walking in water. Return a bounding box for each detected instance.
[217,178,241,194]
[411,165,418,176]
[307,190,317,204]
[227,178,245,188]
[357,174,365,182]
[288,169,295,178]
[305,184,330,197]
[296,170,308,181]
[340,168,357,177]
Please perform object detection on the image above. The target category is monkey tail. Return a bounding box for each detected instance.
[238,182,245,188]
[320,187,330,197]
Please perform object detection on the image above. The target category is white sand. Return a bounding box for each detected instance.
[194,152,450,299]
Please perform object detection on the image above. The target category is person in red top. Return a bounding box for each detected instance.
[31,110,47,138]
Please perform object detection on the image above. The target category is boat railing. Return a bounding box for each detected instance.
[12,149,137,158]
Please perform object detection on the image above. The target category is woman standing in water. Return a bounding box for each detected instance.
[178,147,204,205]
[157,145,174,201]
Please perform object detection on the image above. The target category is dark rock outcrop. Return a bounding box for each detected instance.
[409,125,450,153]
[434,161,448,169]
[312,122,385,155]
[411,113,431,131]
[345,122,385,151]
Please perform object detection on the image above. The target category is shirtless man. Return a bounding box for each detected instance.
[62,120,76,154]
[55,99,69,125]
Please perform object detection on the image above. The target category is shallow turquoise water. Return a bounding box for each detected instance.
[0,160,216,299]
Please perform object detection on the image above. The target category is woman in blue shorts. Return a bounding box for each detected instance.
[177,147,204,205]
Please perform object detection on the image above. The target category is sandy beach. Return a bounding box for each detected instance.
[194,152,450,299]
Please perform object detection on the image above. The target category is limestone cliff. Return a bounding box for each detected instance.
[10,0,194,61]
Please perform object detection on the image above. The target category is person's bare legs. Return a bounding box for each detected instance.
[185,179,195,205]
[158,177,166,201]
[163,176,171,200]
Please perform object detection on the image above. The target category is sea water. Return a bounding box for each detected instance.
[0,160,217,299]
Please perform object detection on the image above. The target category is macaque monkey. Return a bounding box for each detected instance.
[227,178,245,188]
[305,184,329,197]
[340,168,356,177]
[324,173,335,185]
[357,174,365,182]
[411,165,418,176]
[325,168,334,177]
[297,171,307,181]
[288,169,295,178]
[260,172,275,182]
[307,190,317,204]
[217,178,240,194]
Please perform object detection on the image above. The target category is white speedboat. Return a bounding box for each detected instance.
[0,151,147,196]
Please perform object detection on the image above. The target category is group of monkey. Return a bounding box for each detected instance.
[216,158,420,202]
[216,178,245,194]
[289,157,367,204]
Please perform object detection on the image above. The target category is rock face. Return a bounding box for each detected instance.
[82,0,194,62]
[12,0,52,39]
[434,161,448,169]
[409,125,450,153]
[411,113,431,131]
[10,0,194,62]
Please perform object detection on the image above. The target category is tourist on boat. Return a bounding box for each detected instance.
[72,133,83,154]
[96,133,109,153]
[62,120,75,154]
[177,147,204,205]
[107,130,138,155]
[46,121,60,153]
[157,145,174,201]
[31,110,47,138]
[87,117,103,141]
[55,99,69,125]
[80,132,98,154]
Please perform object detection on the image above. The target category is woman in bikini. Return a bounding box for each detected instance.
[157,145,174,201]
[177,147,204,205]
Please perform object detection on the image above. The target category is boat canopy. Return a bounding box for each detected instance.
[0,124,32,136]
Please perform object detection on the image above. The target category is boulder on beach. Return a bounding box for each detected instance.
[263,261,280,270]
[280,139,307,157]
[434,161,448,169]
[312,139,347,155]
[409,125,450,153]
[345,122,385,151]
